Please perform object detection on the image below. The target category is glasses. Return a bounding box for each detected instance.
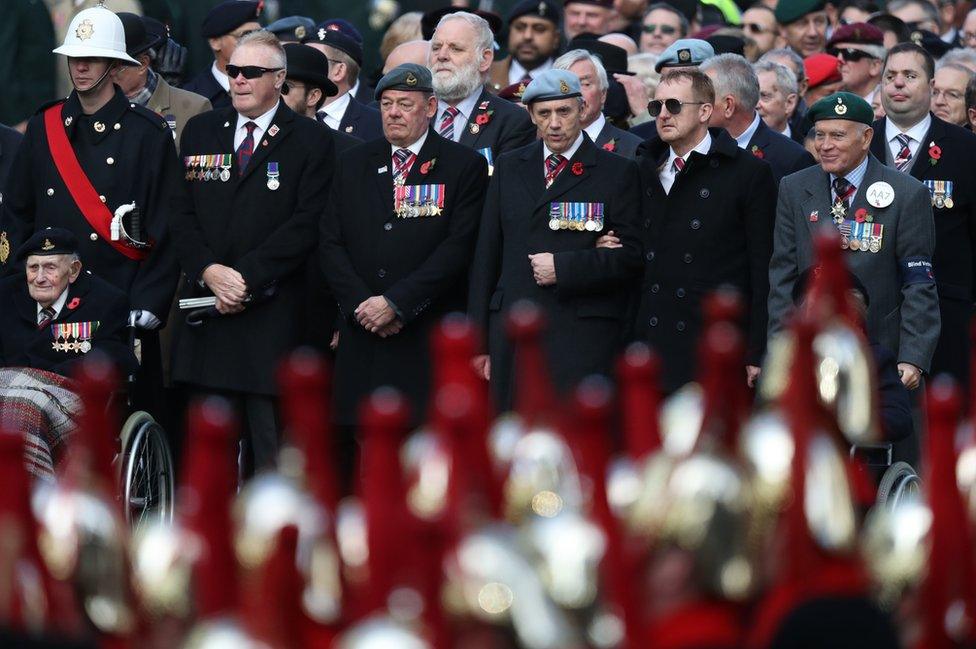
[744,22,770,35]
[828,47,876,62]
[648,98,706,116]
[962,31,976,43]
[642,23,678,34]
[226,64,284,80]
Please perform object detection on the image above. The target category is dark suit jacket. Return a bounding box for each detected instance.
[171,100,336,394]
[455,88,537,159]
[338,95,383,142]
[321,129,488,425]
[354,81,375,105]
[635,129,777,392]
[468,135,644,411]
[593,120,643,160]
[181,67,231,110]
[0,124,23,200]
[0,271,135,376]
[747,118,816,184]
[870,113,976,384]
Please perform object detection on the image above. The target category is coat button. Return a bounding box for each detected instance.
[709,159,719,168]
[683,253,693,263]
[646,251,655,261]
[649,316,658,327]
[646,188,654,197]
[676,321,686,331]
[106,157,115,165]
[651,283,660,293]
[90,232,98,241]
[690,219,701,229]
[377,268,386,278]
[643,218,651,228]
[384,222,392,231]
[114,123,121,130]
[699,189,709,199]
[99,195,106,203]
[46,188,54,196]
[676,288,686,298]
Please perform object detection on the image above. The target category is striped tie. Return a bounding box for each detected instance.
[545,153,565,188]
[894,133,913,172]
[833,176,855,211]
[672,156,685,173]
[393,148,413,184]
[438,106,460,140]
[236,121,258,175]
[37,306,55,330]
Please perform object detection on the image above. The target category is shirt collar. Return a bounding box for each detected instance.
[780,123,792,138]
[734,112,762,149]
[830,154,869,189]
[212,62,230,92]
[236,101,279,134]
[668,131,712,165]
[391,129,429,157]
[886,113,931,145]
[323,91,351,120]
[438,87,482,122]
[350,78,360,98]
[584,113,607,142]
[543,131,585,161]
[38,288,70,319]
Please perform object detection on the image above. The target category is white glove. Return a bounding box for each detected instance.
[130,310,162,330]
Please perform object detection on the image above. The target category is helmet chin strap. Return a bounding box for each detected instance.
[73,62,116,95]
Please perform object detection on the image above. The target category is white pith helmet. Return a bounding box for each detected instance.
[53,5,139,65]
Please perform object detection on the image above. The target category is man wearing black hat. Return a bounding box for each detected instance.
[0,228,135,377]
[182,0,263,109]
[430,12,536,167]
[320,63,488,433]
[114,13,212,146]
[304,21,383,141]
[489,0,563,93]
[171,31,337,473]
[768,91,939,396]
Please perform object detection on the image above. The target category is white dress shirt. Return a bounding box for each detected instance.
[734,113,762,150]
[37,289,69,324]
[509,58,553,84]
[542,132,585,177]
[436,89,482,142]
[212,62,230,92]
[584,113,607,143]
[885,114,932,166]
[319,91,352,131]
[829,155,869,204]
[390,129,429,161]
[660,131,712,195]
[234,102,279,150]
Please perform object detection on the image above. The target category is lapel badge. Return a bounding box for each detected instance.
[866,181,894,208]
[64,116,73,127]
[345,125,353,133]
[94,121,106,133]
[469,123,480,134]
[268,124,280,137]
[809,210,819,222]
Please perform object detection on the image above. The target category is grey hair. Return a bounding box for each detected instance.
[237,30,287,69]
[888,0,941,28]
[435,11,494,54]
[553,49,609,91]
[938,48,976,71]
[700,53,760,110]
[935,61,976,79]
[754,60,799,96]
[759,47,806,83]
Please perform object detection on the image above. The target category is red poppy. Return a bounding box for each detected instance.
[572,162,584,175]
[929,144,942,160]
[475,112,490,126]
[67,297,80,310]
[751,145,764,159]
[603,139,616,152]
[420,158,435,175]
[854,208,868,223]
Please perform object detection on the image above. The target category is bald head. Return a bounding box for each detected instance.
[383,40,431,74]
[599,33,638,56]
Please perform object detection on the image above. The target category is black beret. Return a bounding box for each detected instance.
[303,21,364,67]
[201,0,262,39]
[283,43,338,97]
[507,0,562,27]
[566,35,634,75]
[16,228,78,263]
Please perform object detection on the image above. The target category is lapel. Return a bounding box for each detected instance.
[371,139,395,215]
[869,118,888,162]
[535,136,598,210]
[800,166,834,236]
[215,106,237,159]
[458,88,491,148]
[908,115,944,180]
[14,282,37,326]
[53,273,92,323]
[151,76,173,113]
[516,140,545,205]
[593,122,613,148]
[339,96,359,132]
[238,101,294,184]
[402,130,442,187]
[748,119,771,156]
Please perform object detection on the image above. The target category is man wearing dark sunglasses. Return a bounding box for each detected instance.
[741,5,778,59]
[639,3,688,55]
[182,0,263,110]
[826,23,885,104]
[631,68,776,391]
[171,31,337,475]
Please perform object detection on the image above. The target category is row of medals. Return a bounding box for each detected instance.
[832,205,881,253]
[186,164,232,183]
[933,194,954,209]
[396,201,442,218]
[549,217,604,232]
[52,338,91,353]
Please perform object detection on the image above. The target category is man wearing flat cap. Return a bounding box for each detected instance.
[430,11,537,169]
[114,12,212,147]
[490,0,563,93]
[775,0,829,58]
[768,91,939,398]
[303,20,383,142]
[0,228,135,377]
[320,63,488,440]
[827,22,886,103]
[183,0,263,110]
[468,68,643,410]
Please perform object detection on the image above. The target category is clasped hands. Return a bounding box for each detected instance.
[356,296,402,337]
[202,264,248,314]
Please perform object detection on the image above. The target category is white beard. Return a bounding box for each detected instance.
[432,57,484,103]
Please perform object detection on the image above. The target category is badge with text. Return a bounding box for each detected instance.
[51,321,98,353]
[923,180,954,209]
[267,162,280,191]
[548,202,604,232]
[394,183,446,218]
[865,181,895,208]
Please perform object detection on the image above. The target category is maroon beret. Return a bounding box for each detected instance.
[826,22,884,48]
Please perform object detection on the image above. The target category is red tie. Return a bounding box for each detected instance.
[545,153,566,188]
[236,121,258,175]
[438,106,459,140]
[672,156,685,173]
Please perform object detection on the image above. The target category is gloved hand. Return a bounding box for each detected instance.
[130,310,162,330]
[155,37,188,86]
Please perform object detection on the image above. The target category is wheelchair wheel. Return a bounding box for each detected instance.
[120,410,175,527]
[876,461,921,511]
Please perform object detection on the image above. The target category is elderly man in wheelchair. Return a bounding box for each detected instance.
[0,228,173,524]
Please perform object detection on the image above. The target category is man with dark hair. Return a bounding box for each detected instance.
[632,68,776,391]
[742,4,779,58]
[280,43,338,119]
[639,3,689,55]
[489,0,562,92]
[869,42,976,389]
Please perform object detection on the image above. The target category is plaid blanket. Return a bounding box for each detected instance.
[0,367,81,479]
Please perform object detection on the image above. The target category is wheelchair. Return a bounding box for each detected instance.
[852,443,922,511]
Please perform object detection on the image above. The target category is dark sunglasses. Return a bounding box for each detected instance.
[642,23,678,34]
[827,47,876,62]
[226,64,283,80]
[648,98,705,116]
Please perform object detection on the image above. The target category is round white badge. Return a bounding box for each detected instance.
[866,181,895,208]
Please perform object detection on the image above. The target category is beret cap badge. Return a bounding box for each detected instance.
[559,79,570,93]
[678,48,691,62]
[295,25,306,39]
[42,239,55,251]
[539,1,547,15]
[406,73,418,86]
[835,98,847,115]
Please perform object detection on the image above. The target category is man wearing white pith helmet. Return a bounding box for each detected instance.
[0,5,182,408]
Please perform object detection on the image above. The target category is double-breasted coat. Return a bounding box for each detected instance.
[170,100,336,395]
[468,135,644,411]
[321,129,488,425]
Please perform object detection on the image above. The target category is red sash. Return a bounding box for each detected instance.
[43,104,147,261]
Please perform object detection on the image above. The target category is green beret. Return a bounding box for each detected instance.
[374,63,433,100]
[774,0,826,25]
[807,91,874,126]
